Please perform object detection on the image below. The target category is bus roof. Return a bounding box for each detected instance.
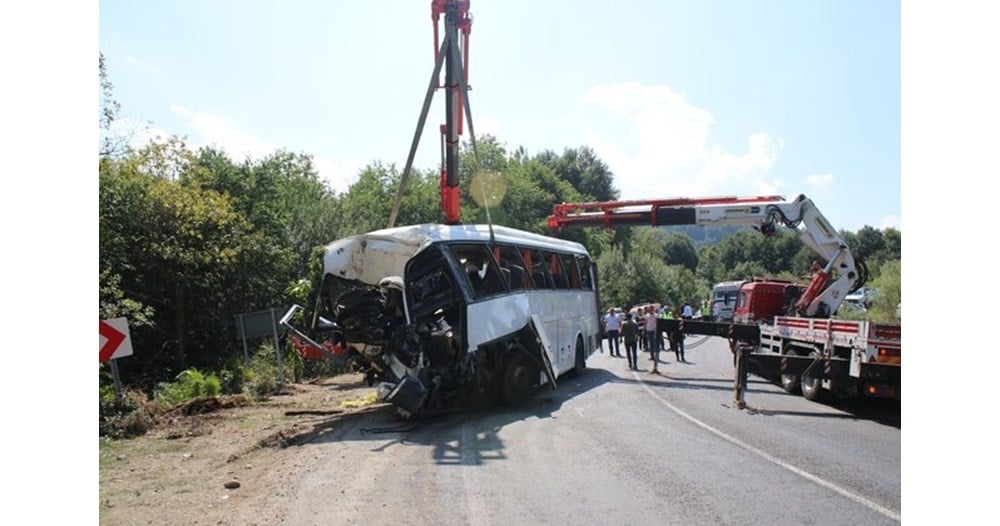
[322,223,589,285]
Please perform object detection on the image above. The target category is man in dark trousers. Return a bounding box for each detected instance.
[602,308,623,357]
[621,313,640,370]
[672,306,687,362]
[644,306,660,373]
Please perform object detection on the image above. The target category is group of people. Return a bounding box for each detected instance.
[601,303,697,373]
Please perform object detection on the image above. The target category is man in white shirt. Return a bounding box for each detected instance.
[644,306,660,373]
[602,308,623,357]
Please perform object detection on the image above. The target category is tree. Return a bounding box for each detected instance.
[534,146,619,202]
[661,232,698,271]
[99,52,123,158]
[853,226,886,266]
[101,144,268,384]
[868,259,901,323]
[188,148,347,272]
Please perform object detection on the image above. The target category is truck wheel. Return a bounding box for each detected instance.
[800,351,825,401]
[781,373,801,394]
[501,348,539,405]
[832,382,858,400]
[780,346,801,394]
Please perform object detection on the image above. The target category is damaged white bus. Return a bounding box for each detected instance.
[280,223,601,418]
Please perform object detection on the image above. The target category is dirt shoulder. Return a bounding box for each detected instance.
[99,373,383,525]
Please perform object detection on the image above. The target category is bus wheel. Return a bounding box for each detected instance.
[800,351,825,401]
[501,348,538,405]
[569,336,586,377]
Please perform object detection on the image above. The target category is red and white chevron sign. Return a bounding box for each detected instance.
[100,317,133,362]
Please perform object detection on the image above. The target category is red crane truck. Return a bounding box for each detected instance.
[547,194,901,406]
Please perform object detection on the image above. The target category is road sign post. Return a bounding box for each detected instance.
[235,309,287,385]
[101,317,134,402]
[100,318,133,361]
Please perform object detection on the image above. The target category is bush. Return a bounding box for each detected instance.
[100,388,158,439]
[241,344,285,399]
[154,368,223,408]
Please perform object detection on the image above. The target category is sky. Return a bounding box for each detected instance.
[97,0,900,232]
[7,1,1000,522]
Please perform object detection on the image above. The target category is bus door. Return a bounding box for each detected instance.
[403,245,466,357]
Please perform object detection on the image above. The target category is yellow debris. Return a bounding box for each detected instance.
[338,391,378,408]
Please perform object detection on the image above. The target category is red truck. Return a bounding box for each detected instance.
[547,194,901,405]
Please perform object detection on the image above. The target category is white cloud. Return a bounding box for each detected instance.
[171,105,275,161]
[880,215,901,230]
[123,54,158,74]
[806,172,835,188]
[168,105,361,191]
[313,156,366,194]
[579,82,782,199]
[473,112,503,140]
[102,115,170,151]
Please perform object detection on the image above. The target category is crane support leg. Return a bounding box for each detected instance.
[732,341,750,409]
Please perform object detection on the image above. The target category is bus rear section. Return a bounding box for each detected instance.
[282,223,600,418]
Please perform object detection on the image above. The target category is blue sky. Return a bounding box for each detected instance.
[98,0,900,232]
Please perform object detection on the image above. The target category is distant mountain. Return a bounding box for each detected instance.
[659,225,752,247]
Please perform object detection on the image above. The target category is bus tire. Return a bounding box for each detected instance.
[501,348,538,405]
[569,336,586,377]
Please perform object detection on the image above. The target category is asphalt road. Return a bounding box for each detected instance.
[281,336,901,525]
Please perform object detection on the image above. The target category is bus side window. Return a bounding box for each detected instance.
[525,248,553,289]
[576,255,594,290]
[449,244,507,299]
[545,251,570,289]
[560,253,581,288]
[496,245,527,292]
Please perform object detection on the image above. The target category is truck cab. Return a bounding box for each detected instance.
[732,278,806,324]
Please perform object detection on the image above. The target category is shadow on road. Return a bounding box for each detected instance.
[599,358,902,429]
[268,366,620,465]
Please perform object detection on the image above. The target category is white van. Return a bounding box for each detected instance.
[711,280,743,322]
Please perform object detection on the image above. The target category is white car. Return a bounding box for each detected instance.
[844,287,878,309]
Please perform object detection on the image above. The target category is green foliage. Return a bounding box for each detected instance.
[841,226,901,272]
[99,52,127,158]
[629,228,698,271]
[241,344,285,399]
[596,246,691,311]
[868,259,901,323]
[100,388,158,439]
[154,368,223,408]
[533,146,619,202]
[99,269,154,327]
[100,135,350,387]
[660,265,703,310]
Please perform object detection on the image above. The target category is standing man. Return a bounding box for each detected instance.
[622,313,639,370]
[644,306,660,373]
[603,308,623,357]
[682,302,693,319]
[672,306,687,362]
